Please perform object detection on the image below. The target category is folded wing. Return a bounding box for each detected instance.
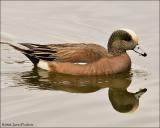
[18,43,108,64]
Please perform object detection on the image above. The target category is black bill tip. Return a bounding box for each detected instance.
[134,88,147,99]
[140,88,147,93]
[142,52,147,57]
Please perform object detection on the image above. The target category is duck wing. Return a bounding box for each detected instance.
[48,43,108,63]
[16,43,108,63]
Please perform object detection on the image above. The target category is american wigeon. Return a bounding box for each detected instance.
[1,28,147,75]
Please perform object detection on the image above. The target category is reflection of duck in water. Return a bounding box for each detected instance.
[18,68,147,113]
[20,68,132,93]
[109,88,147,113]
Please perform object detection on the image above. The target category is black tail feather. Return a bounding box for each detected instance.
[24,53,40,66]
[20,43,49,49]
[1,42,56,65]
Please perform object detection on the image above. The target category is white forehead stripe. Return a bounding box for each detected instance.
[120,28,139,43]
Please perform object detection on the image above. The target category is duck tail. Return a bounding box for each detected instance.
[0,41,39,65]
[0,41,26,52]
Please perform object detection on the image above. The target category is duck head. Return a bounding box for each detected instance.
[108,28,147,57]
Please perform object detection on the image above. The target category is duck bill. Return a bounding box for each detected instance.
[134,88,147,99]
[133,45,147,57]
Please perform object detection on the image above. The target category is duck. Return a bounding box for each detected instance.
[1,28,147,75]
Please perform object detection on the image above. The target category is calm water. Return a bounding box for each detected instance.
[1,1,159,127]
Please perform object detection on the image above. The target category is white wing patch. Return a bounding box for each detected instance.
[37,60,49,70]
[74,62,87,65]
